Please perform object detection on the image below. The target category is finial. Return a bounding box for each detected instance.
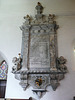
[37,2,41,5]
[23,15,31,24]
[35,2,43,14]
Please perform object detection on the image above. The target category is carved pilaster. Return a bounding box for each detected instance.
[50,34,56,70]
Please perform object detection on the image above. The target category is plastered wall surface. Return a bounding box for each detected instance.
[0,0,75,100]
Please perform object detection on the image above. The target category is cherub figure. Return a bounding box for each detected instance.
[12,54,22,73]
[57,56,67,71]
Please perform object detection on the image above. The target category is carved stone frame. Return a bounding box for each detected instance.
[12,2,67,98]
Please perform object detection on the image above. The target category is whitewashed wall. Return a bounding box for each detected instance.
[0,0,75,100]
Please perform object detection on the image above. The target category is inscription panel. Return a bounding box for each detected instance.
[29,34,50,68]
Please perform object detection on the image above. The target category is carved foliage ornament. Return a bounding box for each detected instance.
[12,2,67,98]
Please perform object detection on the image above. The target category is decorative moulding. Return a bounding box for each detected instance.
[12,2,68,98]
